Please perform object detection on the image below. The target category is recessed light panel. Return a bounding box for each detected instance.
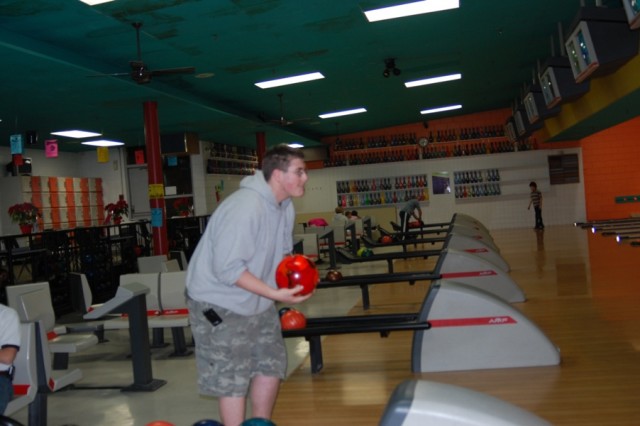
[255,72,324,89]
[51,130,102,138]
[319,108,367,119]
[420,104,462,115]
[79,0,114,5]
[405,73,461,88]
[81,140,124,147]
[364,0,459,22]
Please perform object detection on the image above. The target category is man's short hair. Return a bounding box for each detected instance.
[262,144,305,181]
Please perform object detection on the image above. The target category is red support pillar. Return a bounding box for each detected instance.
[143,101,169,256]
[256,131,266,168]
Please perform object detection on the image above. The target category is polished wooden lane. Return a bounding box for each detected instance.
[273,225,640,426]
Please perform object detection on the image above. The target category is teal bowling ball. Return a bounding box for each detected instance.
[357,247,373,257]
[241,418,276,426]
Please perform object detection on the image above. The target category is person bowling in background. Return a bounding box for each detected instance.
[399,196,422,239]
[185,144,313,426]
[527,181,544,230]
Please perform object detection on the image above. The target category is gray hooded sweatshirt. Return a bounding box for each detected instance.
[186,170,294,316]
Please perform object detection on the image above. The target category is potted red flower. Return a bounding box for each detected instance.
[7,202,40,234]
[105,196,129,225]
[173,197,191,217]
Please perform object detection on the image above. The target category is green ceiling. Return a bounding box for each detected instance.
[0,0,634,153]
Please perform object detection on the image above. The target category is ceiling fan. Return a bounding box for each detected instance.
[95,22,196,84]
[264,93,314,127]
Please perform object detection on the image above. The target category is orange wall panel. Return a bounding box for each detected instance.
[581,116,640,220]
[64,177,74,192]
[30,176,42,192]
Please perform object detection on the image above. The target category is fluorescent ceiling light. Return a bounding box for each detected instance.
[420,104,462,115]
[51,130,102,138]
[255,72,325,89]
[81,140,124,147]
[80,0,114,5]
[364,0,459,22]
[319,108,367,119]
[405,73,461,88]
[288,143,304,149]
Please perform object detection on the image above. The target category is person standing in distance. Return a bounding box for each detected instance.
[186,144,312,426]
[399,197,422,238]
[527,181,544,230]
[0,303,20,415]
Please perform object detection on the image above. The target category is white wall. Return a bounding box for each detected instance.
[1,146,586,233]
[293,148,586,230]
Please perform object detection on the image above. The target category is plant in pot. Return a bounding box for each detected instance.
[105,196,129,225]
[173,197,191,217]
[7,202,40,234]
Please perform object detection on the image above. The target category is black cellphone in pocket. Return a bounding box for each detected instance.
[204,308,223,326]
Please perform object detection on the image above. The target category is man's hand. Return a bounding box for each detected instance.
[274,285,314,304]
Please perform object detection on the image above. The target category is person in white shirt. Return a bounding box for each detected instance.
[0,303,20,415]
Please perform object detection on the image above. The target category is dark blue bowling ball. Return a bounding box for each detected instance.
[241,418,276,426]
[278,307,291,317]
[192,420,223,426]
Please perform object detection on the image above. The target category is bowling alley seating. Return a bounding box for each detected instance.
[168,250,189,270]
[98,272,191,356]
[4,322,37,419]
[3,319,82,426]
[137,254,180,274]
[6,282,100,370]
[156,270,192,356]
[380,380,552,426]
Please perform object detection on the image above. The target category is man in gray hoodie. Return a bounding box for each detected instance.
[186,144,312,426]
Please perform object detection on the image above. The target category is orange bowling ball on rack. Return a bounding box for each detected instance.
[280,308,307,330]
[381,235,394,244]
[275,254,319,296]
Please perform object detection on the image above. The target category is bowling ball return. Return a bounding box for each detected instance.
[332,246,524,304]
[361,232,510,272]
[380,380,552,426]
[317,270,439,309]
[336,246,438,272]
[282,312,432,373]
[283,279,559,374]
[384,220,500,253]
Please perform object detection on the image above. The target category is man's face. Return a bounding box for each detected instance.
[281,158,308,198]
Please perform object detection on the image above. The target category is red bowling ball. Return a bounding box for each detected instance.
[381,235,393,244]
[280,308,307,330]
[275,254,319,295]
[325,269,343,282]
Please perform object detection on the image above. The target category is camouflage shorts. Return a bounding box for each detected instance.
[187,297,287,398]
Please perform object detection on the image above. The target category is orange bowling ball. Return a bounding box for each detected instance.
[280,308,307,330]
